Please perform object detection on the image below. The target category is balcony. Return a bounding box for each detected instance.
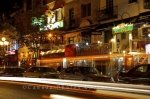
[97,6,118,21]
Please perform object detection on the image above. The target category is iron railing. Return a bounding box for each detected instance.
[97,6,118,21]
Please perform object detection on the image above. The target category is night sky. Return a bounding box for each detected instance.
[0,0,22,14]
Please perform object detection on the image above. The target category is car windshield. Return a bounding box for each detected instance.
[79,67,98,74]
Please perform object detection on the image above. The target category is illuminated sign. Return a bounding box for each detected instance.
[32,15,47,31]
[46,20,63,30]
[32,10,64,31]
[46,9,64,30]
[7,50,16,55]
[112,23,133,34]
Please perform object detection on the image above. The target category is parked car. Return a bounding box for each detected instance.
[59,66,111,82]
[23,66,59,78]
[0,67,25,77]
[118,64,150,85]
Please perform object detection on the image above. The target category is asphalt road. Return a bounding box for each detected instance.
[0,81,129,99]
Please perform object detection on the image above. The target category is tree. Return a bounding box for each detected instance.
[0,23,19,46]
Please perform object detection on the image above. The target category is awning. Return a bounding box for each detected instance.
[137,11,150,23]
[45,49,65,55]
[64,24,98,34]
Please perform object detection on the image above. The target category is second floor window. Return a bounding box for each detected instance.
[81,3,91,18]
[69,8,75,21]
[128,0,137,4]
[42,0,48,5]
[55,9,63,21]
[144,0,150,9]
[69,8,75,27]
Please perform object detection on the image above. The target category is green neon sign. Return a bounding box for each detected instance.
[112,23,133,34]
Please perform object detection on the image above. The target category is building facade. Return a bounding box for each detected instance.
[12,0,150,75]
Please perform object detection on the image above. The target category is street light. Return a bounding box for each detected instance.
[0,37,9,67]
[0,37,9,49]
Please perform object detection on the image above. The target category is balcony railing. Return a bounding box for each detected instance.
[97,6,118,21]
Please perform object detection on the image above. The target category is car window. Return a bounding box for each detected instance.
[135,65,147,73]
[80,67,98,74]
[36,67,48,72]
[27,67,37,72]
[65,67,73,74]
[17,68,24,73]
[46,68,57,73]
[73,67,80,73]
[38,67,48,72]
[5,68,14,73]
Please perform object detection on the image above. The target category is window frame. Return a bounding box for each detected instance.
[81,3,91,18]
[128,0,137,4]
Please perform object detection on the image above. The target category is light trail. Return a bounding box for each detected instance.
[0,77,150,95]
[49,94,86,99]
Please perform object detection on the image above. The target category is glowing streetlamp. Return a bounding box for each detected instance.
[2,37,6,42]
[0,37,9,49]
[48,33,52,38]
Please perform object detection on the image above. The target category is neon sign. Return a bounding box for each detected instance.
[32,15,47,31]
[112,23,133,34]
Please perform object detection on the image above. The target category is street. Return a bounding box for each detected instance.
[0,81,130,99]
